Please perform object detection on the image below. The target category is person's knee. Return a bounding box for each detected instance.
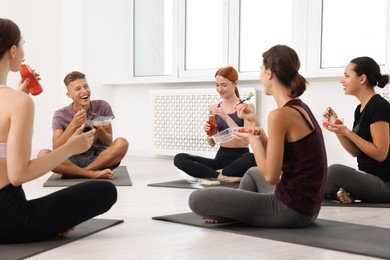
[246,167,260,177]
[240,167,257,184]
[173,153,187,167]
[118,137,129,148]
[324,164,345,195]
[116,137,129,153]
[99,182,117,209]
[37,149,52,158]
[107,182,118,204]
[328,164,343,172]
[111,137,129,157]
[327,164,344,179]
[189,190,204,214]
[243,152,255,161]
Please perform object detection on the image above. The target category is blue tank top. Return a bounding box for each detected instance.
[215,102,244,131]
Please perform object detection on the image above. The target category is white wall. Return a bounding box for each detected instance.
[0,0,63,153]
[0,0,358,168]
[110,78,359,167]
[0,0,131,154]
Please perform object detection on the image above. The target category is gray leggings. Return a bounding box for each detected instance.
[189,167,317,228]
[324,164,390,202]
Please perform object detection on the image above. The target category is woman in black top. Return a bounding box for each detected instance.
[323,56,390,203]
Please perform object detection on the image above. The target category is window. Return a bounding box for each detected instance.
[179,0,294,77]
[133,0,173,76]
[321,0,387,68]
[306,0,390,76]
[130,0,390,81]
[185,0,225,70]
[239,0,292,72]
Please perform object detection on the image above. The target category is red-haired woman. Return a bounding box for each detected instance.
[174,66,257,183]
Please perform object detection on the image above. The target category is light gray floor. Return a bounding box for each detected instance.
[24,156,389,259]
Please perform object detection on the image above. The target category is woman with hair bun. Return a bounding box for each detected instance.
[323,56,390,204]
[189,45,327,227]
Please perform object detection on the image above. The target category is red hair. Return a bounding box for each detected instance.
[215,66,240,98]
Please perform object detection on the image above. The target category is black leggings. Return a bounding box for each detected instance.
[0,181,117,243]
[174,147,256,178]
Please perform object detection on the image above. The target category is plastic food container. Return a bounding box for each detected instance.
[232,126,262,135]
[210,126,262,144]
[86,116,114,126]
[210,128,236,144]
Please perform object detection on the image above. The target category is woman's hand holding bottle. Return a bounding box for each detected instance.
[206,111,217,136]
[19,64,43,95]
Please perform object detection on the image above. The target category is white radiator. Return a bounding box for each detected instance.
[151,87,256,156]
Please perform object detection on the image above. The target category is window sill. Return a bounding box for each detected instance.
[102,72,343,87]
[103,75,261,86]
[102,65,390,86]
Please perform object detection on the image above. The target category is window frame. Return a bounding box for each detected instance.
[127,0,390,84]
[305,0,390,77]
[177,0,230,78]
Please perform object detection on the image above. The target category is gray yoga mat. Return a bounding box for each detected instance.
[322,199,390,208]
[0,218,123,260]
[147,179,239,189]
[153,212,390,259]
[43,166,132,187]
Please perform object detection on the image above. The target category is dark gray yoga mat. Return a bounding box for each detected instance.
[322,199,390,208]
[153,212,390,259]
[147,179,239,189]
[0,218,123,260]
[43,166,132,187]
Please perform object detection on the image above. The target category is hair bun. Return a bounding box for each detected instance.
[377,74,390,88]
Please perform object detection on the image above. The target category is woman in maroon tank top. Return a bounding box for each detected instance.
[189,45,327,227]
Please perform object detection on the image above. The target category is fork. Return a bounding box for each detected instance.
[239,92,254,104]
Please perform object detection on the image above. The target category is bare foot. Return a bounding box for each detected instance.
[92,169,115,179]
[221,176,242,183]
[203,217,219,224]
[217,173,242,183]
[57,227,75,237]
[60,169,115,179]
[336,189,353,204]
